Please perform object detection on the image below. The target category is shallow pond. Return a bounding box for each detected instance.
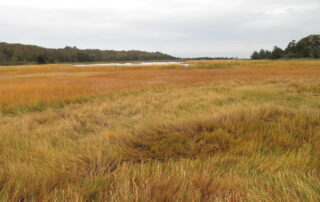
[74,61,189,67]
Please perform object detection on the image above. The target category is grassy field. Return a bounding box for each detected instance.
[0,60,319,201]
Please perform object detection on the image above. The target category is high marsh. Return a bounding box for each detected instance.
[0,60,319,201]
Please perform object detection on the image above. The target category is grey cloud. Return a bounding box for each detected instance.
[0,0,319,58]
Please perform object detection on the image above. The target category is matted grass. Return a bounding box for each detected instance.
[0,60,319,201]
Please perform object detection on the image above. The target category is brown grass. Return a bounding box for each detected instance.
[0,60,319,201]
[1,60,320,114]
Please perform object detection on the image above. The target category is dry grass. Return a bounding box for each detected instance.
[1,60,320,114]
[0,60,319,201]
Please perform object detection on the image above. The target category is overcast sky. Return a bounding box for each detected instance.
[1,0,319,58]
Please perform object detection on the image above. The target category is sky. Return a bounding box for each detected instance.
[0,0,319,58]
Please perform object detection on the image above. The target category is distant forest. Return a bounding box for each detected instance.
[251,35,320,59]
[0,43,176,65]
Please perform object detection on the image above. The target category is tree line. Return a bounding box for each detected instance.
[251,35,320,59]
[0,43,176,65]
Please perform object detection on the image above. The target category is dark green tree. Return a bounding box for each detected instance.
[251,51,260,59]
[259,49,266,59]
[271,46,284,59]
[312,48,320,58]
[265,50,272,59]
[36,55,47,64]
[251,34,320,60]
[0,42,176,65]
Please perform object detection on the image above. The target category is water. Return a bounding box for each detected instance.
[74,61,189,67]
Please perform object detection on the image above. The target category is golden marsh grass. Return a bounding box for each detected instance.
[0,60,319,201]
[1,60,320,114]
